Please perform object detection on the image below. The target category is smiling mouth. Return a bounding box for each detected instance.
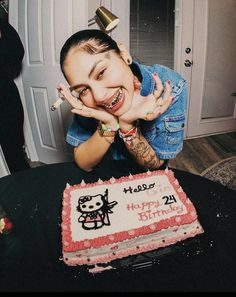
[102,88,124,112]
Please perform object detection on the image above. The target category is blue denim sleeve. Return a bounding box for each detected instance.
[140,80,188,160]
[66,115,96,147]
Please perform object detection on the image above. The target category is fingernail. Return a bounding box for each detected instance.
[153,72,158,77]
[171,96,175,102]
[167,80,171,85]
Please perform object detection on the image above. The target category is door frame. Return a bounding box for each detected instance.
[174,0,194,138]
[186,0,236,138]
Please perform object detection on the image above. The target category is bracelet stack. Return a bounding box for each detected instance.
[118,126,139,145]
[97,121,120,137]
[97,121,139,146]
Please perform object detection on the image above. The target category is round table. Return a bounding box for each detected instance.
[0,161,236,292]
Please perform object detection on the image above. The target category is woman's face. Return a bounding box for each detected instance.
[63,46,135,116]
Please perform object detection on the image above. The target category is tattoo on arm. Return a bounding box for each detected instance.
[127,131,161,169]
[143,153,160,169]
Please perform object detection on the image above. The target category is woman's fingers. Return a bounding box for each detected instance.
[157,80,173,106]
[143,79,174,121]
[71,108,93,118]
[159,95,174,114]
[57,84,117,123]
[152,73,164,98]
[143,108,161,121]
[71,107,117,124]
[57,83,84,109]
[156,80,172,103]
[156,80,173,110]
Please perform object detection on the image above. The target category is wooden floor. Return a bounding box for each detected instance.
[169,132,236,175]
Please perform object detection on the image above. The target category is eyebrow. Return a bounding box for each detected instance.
[69,59,103,91]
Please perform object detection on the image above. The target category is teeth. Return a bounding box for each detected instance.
[103,89,122,109]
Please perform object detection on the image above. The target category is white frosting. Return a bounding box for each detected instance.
[70,174,187,241]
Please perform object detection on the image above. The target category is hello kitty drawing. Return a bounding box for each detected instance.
[76,189,118,230]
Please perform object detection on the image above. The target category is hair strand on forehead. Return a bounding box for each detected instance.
[80,40,111,55]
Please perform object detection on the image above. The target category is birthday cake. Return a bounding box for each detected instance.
[61,169,204,272]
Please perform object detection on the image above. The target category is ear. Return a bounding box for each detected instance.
[118,43,132,65]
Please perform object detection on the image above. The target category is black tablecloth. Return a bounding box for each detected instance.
[0,161,236,292]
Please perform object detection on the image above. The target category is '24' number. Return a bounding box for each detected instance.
[162,195,177,205]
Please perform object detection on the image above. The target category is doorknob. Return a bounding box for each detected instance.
[184,60,193,67]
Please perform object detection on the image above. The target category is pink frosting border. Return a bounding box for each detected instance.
[61,169,200,253]
[64,228,204,266]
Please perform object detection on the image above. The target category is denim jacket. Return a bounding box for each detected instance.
[66,61,187,160]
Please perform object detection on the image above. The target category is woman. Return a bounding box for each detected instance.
[58,29,187,172]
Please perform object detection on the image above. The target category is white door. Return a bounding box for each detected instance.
[113,0,236,139]
[186,0,236,137]
[10,0,88,164]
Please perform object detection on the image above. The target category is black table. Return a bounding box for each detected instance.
[0,161,236,292]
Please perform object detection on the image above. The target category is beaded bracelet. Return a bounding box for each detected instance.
[118,126,139,145]
[119,127,137,138]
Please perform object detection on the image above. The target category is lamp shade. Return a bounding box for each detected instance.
[95,6,119,31]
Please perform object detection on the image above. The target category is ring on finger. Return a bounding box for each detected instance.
[144,111,154,121]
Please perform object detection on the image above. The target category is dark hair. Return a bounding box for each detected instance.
[60,29,120,75]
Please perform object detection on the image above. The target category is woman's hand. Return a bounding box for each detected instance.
[119,73,174,125]
[57,83,118,128]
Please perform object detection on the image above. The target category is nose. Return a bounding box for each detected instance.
[91,84,107,103]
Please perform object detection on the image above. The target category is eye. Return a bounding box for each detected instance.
[96,202,101,206]
[78,87,89,98]
[97,68,106,80]
[82,205,86,208]
[71,87,89,99]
